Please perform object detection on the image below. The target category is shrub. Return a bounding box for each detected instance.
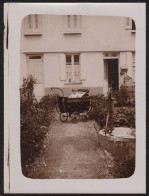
[90,94,107,128]
[20,75,38,131]
[20,75,56,167]
[114,107,135,128]
[113,85,135,107]
[91,94,135,128]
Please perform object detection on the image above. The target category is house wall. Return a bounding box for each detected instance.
[43,52,104,96]
[20,15,135,53]
[20,15,135,98]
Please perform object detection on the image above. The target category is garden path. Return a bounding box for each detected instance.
[27,112,114,179]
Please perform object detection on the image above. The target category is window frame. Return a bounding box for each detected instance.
[65,53,81,84]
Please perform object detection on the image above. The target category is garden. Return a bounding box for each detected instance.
[90,85,135,178]
[20,75,135,178]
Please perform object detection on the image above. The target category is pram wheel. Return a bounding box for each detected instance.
[82,110,89,122]
[71,112,80,124]
[60,113,68,122]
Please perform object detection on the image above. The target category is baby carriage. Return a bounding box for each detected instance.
[51,87,91,123]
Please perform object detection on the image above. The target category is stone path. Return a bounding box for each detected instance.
[27,113,114,179]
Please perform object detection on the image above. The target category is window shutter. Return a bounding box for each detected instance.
[125,17,132,30]
[120,52,127,69]
[80,53,86,80]
[34,15,42,33]
[59,53,66,80]
[126,52,133,77]
[28,59,43,84]
[24,15,33,34]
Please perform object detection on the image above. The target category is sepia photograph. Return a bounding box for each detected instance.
[20,14,136,179]
[4,3,146,194]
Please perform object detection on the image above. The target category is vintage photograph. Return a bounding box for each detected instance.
[20,14,136,179]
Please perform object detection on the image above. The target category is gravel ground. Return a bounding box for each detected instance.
[25,112,114,179]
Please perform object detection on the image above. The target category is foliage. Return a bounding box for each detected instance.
[90,94,135,128]
[90,94,108,128]
[111,156,135,178]
[20,75,38,131]
[20,75,56,167]
[91,93,135,178]
[114,107,135,128]
[113,85,135,107]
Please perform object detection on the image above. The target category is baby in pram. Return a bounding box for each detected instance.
[69,88,89,98]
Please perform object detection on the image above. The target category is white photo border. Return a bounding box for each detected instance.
[4,3,146,194]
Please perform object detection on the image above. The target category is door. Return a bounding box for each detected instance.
[107,59,119,91]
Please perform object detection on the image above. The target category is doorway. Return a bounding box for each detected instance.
[104,59,119,91]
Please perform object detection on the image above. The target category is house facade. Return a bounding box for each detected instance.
[20,15,135,98]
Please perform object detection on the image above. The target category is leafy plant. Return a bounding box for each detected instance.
[113,85,135,107]
[114,107,135,128]
[90,94,108,128]
[20,75,56,168]
[90,93,135,128]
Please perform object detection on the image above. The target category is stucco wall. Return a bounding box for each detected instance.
[43,52,104,88]
[44,53,63,88]
[20,15,135,53]
[20,54,27,85]
[83,52,104,87]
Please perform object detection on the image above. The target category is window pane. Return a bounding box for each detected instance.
[35,15,38,29]
[28,15,32,29]
[74,15,77,28]
[74,55,79,64]
[66,55,71,63]
[29,55,42,59]
[67,15,71,28]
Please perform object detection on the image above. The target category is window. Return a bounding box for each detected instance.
[103,53,119,59]
[24,15,42,35]
[64,15,81,34]
[125,17,136,31]
[27,55,43,83]
[66,54,81,83]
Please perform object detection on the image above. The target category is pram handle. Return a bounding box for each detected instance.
[51,87,66,113]
[51,87,65,98]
